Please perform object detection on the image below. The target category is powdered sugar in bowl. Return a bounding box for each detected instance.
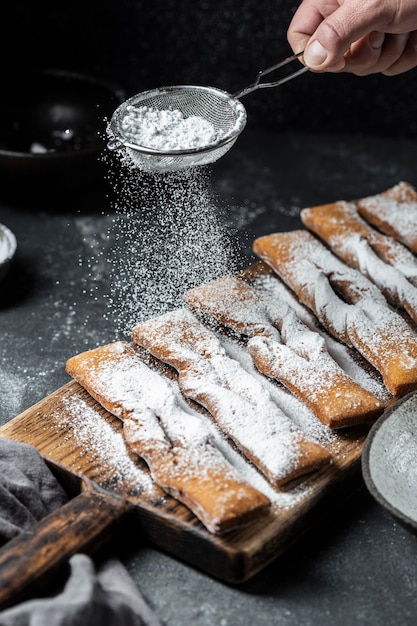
[108,85,247,173]
[0,223,16,281]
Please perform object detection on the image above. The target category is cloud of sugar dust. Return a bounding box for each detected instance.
[98,155,240,337]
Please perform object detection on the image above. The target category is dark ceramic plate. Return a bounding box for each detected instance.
[362,392,417,533]
[0,70,125,195]
[0,223,16,280]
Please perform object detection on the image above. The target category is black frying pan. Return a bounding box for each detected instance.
[0,69,125,195]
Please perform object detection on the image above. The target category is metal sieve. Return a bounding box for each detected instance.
[108,52,307,173]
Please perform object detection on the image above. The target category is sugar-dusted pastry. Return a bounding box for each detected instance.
[301,200,417,323]
[184,275,383,428]
[253,230,417,396]
[66,341,271,534]
[356,182,417,253]
[247,267,391,405]
[132,308,331,487]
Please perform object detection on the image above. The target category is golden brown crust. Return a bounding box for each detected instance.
[185,275,383,428]
[253,230,417,397]
[356,182,417,253]
[132,308,332,487]
[247,338,382,429]
[66,341,271,534]
[301,200,417,324]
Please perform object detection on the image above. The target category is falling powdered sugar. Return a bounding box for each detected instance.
[94,157,240,336]
[79,98,242,338]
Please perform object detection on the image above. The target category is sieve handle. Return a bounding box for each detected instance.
[234,51,308,99]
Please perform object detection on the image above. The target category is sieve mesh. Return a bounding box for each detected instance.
[109,85,247,173]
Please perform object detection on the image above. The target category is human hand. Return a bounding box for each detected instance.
[287,0,417,75]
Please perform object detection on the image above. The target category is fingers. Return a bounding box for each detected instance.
[382,31,417,75]
[288,0,417,76]
[307,4,388,70]
[287,0,332,55]
[344,31,417,75]
[288,0,386,70]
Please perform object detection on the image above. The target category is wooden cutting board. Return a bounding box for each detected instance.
[0,375,371,607]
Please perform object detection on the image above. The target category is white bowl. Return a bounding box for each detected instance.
[362,391,417,532]
[0,223,16,280]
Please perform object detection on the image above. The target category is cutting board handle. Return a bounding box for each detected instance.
[0,481,132,610]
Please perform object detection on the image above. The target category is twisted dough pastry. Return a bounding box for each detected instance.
[66,341,270,534]
[132,309,331,487]
[185,275,383,428]
[356,182,417,254]
[302,200,417,324]
[253,230,417,397]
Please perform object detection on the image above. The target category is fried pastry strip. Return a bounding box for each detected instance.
[356,181,417,253]
[253,230,417,396]
[132,309,331,487]
[301,200,417,323]
[66,341,270,534]
[184,275,382,428]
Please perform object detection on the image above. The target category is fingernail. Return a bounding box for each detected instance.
[369,31,385,50]
[304,40,328,68]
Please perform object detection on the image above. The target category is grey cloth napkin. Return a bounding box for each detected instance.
[0,439,161,626]
[0,439,68,545]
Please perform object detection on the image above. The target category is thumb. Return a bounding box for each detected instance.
[304,2,381,69]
